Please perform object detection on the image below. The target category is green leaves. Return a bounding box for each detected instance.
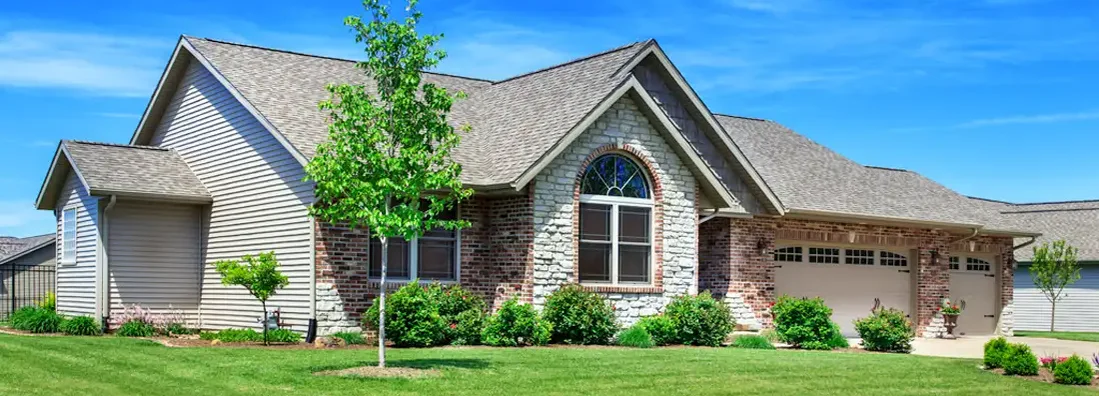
[214,251,289,303]
[1030,240,1081,302]
[307,0,471,240]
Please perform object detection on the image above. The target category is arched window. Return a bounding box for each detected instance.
[578,154,654,285]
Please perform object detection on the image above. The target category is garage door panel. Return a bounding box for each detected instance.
[775,262,912,337]
[950,271,997,336]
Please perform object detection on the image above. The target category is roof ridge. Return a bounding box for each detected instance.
[65,140,169,151]
[712,113,770,122]
[967,196,1014,204]
[864,165,909,172]
[188,36,496,83]
[1011,198,1099,206]
[491,41,646,85]
[1003,207,1099,214]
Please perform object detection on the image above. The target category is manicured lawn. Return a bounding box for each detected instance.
[1015,331,1099,343]
[0,334,1092,395]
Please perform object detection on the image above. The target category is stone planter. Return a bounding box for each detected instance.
[943,314,959,339]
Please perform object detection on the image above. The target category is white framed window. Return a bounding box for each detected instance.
[774,246,803,262]
[60,207,76,264]
[845,249,875,265]
[808,247,840,264]
[949,256,993,272]
[368,203,460,282]
[879,251,908,267]
[578,154,654,285]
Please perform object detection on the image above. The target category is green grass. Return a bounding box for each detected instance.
[1014,331,1099,342]
[0,334,1091,395]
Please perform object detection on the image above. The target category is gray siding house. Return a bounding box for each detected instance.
[35,36,1040,338]
[0,234,56,312]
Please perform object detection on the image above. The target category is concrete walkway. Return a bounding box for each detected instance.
[912,335,1099,363]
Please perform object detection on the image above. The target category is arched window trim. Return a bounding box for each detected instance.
[578,152,656,286]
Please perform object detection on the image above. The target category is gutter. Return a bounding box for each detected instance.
[699,209,720,224]
[784,208,984,230]
[1012,236,1037,252]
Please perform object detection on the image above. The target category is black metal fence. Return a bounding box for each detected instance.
[0,264,55,320]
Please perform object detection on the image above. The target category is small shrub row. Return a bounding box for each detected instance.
[482,299,552,347]
[364,281,488,347]
[985,338,1094,385]
[619,292,734,348]
[110,304,195,336]
[198,328,301,343]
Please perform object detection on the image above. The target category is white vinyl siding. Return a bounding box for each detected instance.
[1015,265,1099,332]
[151,59,314,331]
[54,173,98,316]
[108,201,201,323]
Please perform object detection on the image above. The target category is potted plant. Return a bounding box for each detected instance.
[938,298,962,339]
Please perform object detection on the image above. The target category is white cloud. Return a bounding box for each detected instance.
[0,31,167,97]
[958,110,1099,128]
[0,200,54,237]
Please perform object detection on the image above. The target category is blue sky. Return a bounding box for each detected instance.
[1,0,1098,237]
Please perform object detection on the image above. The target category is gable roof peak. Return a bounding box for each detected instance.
[491,40,650,85]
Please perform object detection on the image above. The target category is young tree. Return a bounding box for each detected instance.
[306,0,471,367]
[1030,240,1081,331]
[214,251,290,345]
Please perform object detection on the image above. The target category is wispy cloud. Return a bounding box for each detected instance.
[891,109,1099,132]
[0,31,167,97]
[0,200,54,237]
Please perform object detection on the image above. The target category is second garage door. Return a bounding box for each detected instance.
[774,245,914,336]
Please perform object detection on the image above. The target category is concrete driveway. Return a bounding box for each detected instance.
[912,335,1099,364]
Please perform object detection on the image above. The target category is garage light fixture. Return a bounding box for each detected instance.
[847,231,857,244]
[756,238,768,255]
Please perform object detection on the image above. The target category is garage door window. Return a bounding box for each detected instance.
[774,247,802,262]
[949,256,960,270]
[578,154,653,285]
[808,247,840,263]
[777,244,911,268]
[879,251,908,267]
[845,249,875,265]
[950,256,993,272]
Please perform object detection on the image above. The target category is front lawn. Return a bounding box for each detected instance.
[0,334,1091,395]
[1015,331,1099,343]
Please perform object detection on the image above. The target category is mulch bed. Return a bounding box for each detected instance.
[988,367,1099,389]
[314,366,440,379]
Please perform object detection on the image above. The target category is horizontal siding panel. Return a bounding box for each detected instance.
[1014,266,1099,332]
[152,60,314,333]
[54,173,98,317]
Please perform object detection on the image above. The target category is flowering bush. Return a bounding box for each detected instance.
[109,304,190,335]
[1040,355,1069,370]
[428,283,487,345]
[938,298,961,315]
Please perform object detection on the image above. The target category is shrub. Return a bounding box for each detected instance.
[199,331,217,341]
[210,328,262,342]
[853,308,914,353]
[331,331,366,345]
[36,292,56,311]
[825,324,849,349]
[1002,343,1039,376]
[983,337,1009,369]
[364,281,446,347]
[10,307,62,333]
[481,299,551,347]
[730,334,775,350]
[116,320,156,337]
[166,323,197,336]
[61,316,101,336]
[267,328,301,343]
[428,283,487,345]
[1054,355,1094,385]
[542,284,618,345]
[772,295,839,350]
[617,325,654,348]
[637,315,676,346]
[110,304,189,335]
[664,293,734,347]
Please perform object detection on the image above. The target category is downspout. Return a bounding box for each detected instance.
[950,228,980,245]
[100,195,117,333]
[699,208,720,224]
[307,216,317,343]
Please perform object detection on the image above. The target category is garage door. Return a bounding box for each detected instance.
[774,245,913,336]
[948,255,998,336]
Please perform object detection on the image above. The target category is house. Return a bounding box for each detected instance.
[33,36,1040,338]
[0,234,56,316]
[974,199,1099,332]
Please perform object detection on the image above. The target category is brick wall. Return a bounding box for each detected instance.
[698,217,1016,337]
[313,193,536,336]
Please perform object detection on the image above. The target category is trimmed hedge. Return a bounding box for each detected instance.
[1053,355,1094,385]
[364,281,446,347]
[542,285,617,345]
[637,315,676,346]
[853,308,913,353]
[1002,343,1039,376]
[772,295,843,350]
[664,293,734,347]
[983,337,1009,369]
[481,299,551,347]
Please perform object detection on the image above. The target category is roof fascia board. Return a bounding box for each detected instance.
[131,38,309,167]
[0,239,56,266]
[623,77,740,210]
[35,143,94,210]
[88,190,214,205]
[785,208,991,231]
[34,143,66,210]
[130,38,185,146]
[628,44,787,215]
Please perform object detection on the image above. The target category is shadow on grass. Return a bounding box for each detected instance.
[310,358,490,373]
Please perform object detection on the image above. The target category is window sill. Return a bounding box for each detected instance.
[580,284,662,294]
[366,279,459,288]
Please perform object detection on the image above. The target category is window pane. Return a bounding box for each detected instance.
[774,246,802,262]
[949,256,959,270]
[369,237,409,278]
[62,209,76,261]
[845,249,875,265]
[419,239,455,280]
[579,242,611,282]
[579,204,611,241]
[879,251,907,267]
[808,247,839,264]
[618,244,650,283]
[618,206,650,243]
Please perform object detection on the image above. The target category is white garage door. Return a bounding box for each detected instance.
[774,245,913,336]
[949,255,998,336]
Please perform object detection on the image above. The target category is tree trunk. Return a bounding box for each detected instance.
[1050,301,1056,332]
[262,300,268,346]
[378,234,388,368]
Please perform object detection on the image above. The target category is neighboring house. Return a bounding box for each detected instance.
[975,199,1099,332]
[0,234,56,313]
[33,36,1040,338]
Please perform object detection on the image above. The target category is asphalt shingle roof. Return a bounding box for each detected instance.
[0,234,54,265]
[185,37,646,186]
[973,199,1099,262]
[63,141,211,201]
[716,115,1031,233]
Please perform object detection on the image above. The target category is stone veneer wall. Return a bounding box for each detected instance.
[313,193,536,336]
[698,217,1016,337]
[531,96,698,326]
